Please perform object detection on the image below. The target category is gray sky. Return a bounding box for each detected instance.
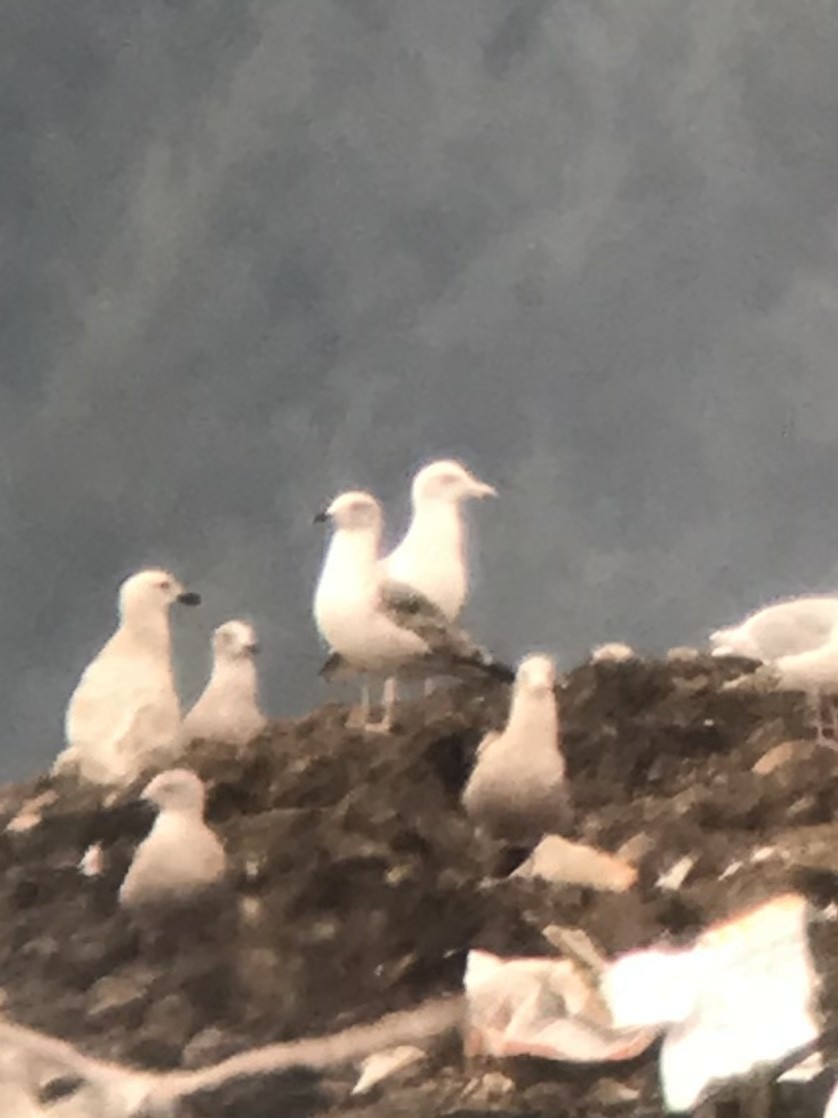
[2,0,838,778]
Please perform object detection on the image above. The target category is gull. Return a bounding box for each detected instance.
[313,490,512,731]
[119,769,228,917]
[183,620,267,746]
[726,620,838,746]
[384,459,497,620]
[53,569,200,788]
[767,626,838,747]
[462,654,570,845]
[381,459,497,711]
[710,596,838,661]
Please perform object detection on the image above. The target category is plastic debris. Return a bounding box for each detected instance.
[511,835,637,892]
[777,1048,822,1083]
[6,791,58,835]
[78,844,104,878]
[463,949,657,1062]
[351,1045,426,1095]
[823,1076,838,1118]
[602,893,821,1113]
[655,855,696,892]
[541,926,608,975]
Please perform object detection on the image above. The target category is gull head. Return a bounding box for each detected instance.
[515,654,557,696]
[213,619,260,660]
[411,460,497,505]
[119,568,201,619]
[315,490,383,533]
[142,768,206,815]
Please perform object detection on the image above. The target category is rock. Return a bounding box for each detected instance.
[88,972,149,1028]
[0,657,833,1116]
[511,835,638,892]
[753,740,817,774]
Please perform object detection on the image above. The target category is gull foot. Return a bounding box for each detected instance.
[346,707,370,730]
[363,718,394,735]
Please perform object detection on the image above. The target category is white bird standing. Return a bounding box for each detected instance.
[183,620,267,746]
[119,769,227,914]
[710,596,838,661]
[314,490,512,731]
[462,654,570,845]
[384,459,497,620]
[768,623,838,746]
[381,459,497,712]
[53,569,200,788]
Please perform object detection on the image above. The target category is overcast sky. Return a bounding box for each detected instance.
[2,0,837,778]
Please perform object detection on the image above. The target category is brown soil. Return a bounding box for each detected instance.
[1,654,838,1116]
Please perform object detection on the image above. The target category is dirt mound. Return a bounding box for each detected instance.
[1,654,837,1116]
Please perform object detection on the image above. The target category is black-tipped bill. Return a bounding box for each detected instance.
[248,641,261,655]
[177,591,201,606]
[313,510,330,524]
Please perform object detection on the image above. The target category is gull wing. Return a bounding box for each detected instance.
[379,581,513,682]
[319,650,355,680]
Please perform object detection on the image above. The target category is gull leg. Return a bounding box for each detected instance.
[805,690,833,749]
[827,692,838,750]
[384,676,399,710]
[361,678,397,735]
[804,688,822,742]
[347,680,371,730]
[364,677,396,734]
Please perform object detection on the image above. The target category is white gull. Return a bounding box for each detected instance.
[53,569,200,788]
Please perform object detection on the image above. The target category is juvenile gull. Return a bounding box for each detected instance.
[183,620,267,746]
[382,459,497,709]
[119,769,227,916]
[462,654,570,845]
[710,596,838,662]
[53,569,200,788]
[314,490,512,731]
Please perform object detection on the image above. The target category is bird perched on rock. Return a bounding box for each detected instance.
[183,620,267,746]
[381,459,497,709]
[462,654,570,845]
[53,569,200,788]
[710,596,838,662]
[314,490,512,731]
[384,459,497,620]
[119,769,227,916]
[727,622,838,746]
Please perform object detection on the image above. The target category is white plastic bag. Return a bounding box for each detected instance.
[602,893,822,1112]
[464,949,656,1062]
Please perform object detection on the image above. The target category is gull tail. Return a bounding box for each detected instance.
[320,651,354,681]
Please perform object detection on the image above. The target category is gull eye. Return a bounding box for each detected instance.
[158,579,171,591]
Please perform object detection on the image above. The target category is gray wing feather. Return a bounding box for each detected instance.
[379,582,513,682]
[379,582,481,659]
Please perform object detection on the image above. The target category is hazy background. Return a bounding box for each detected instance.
[2,0,837,778]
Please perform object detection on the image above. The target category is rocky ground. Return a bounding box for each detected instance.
[2,653,838,1116]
